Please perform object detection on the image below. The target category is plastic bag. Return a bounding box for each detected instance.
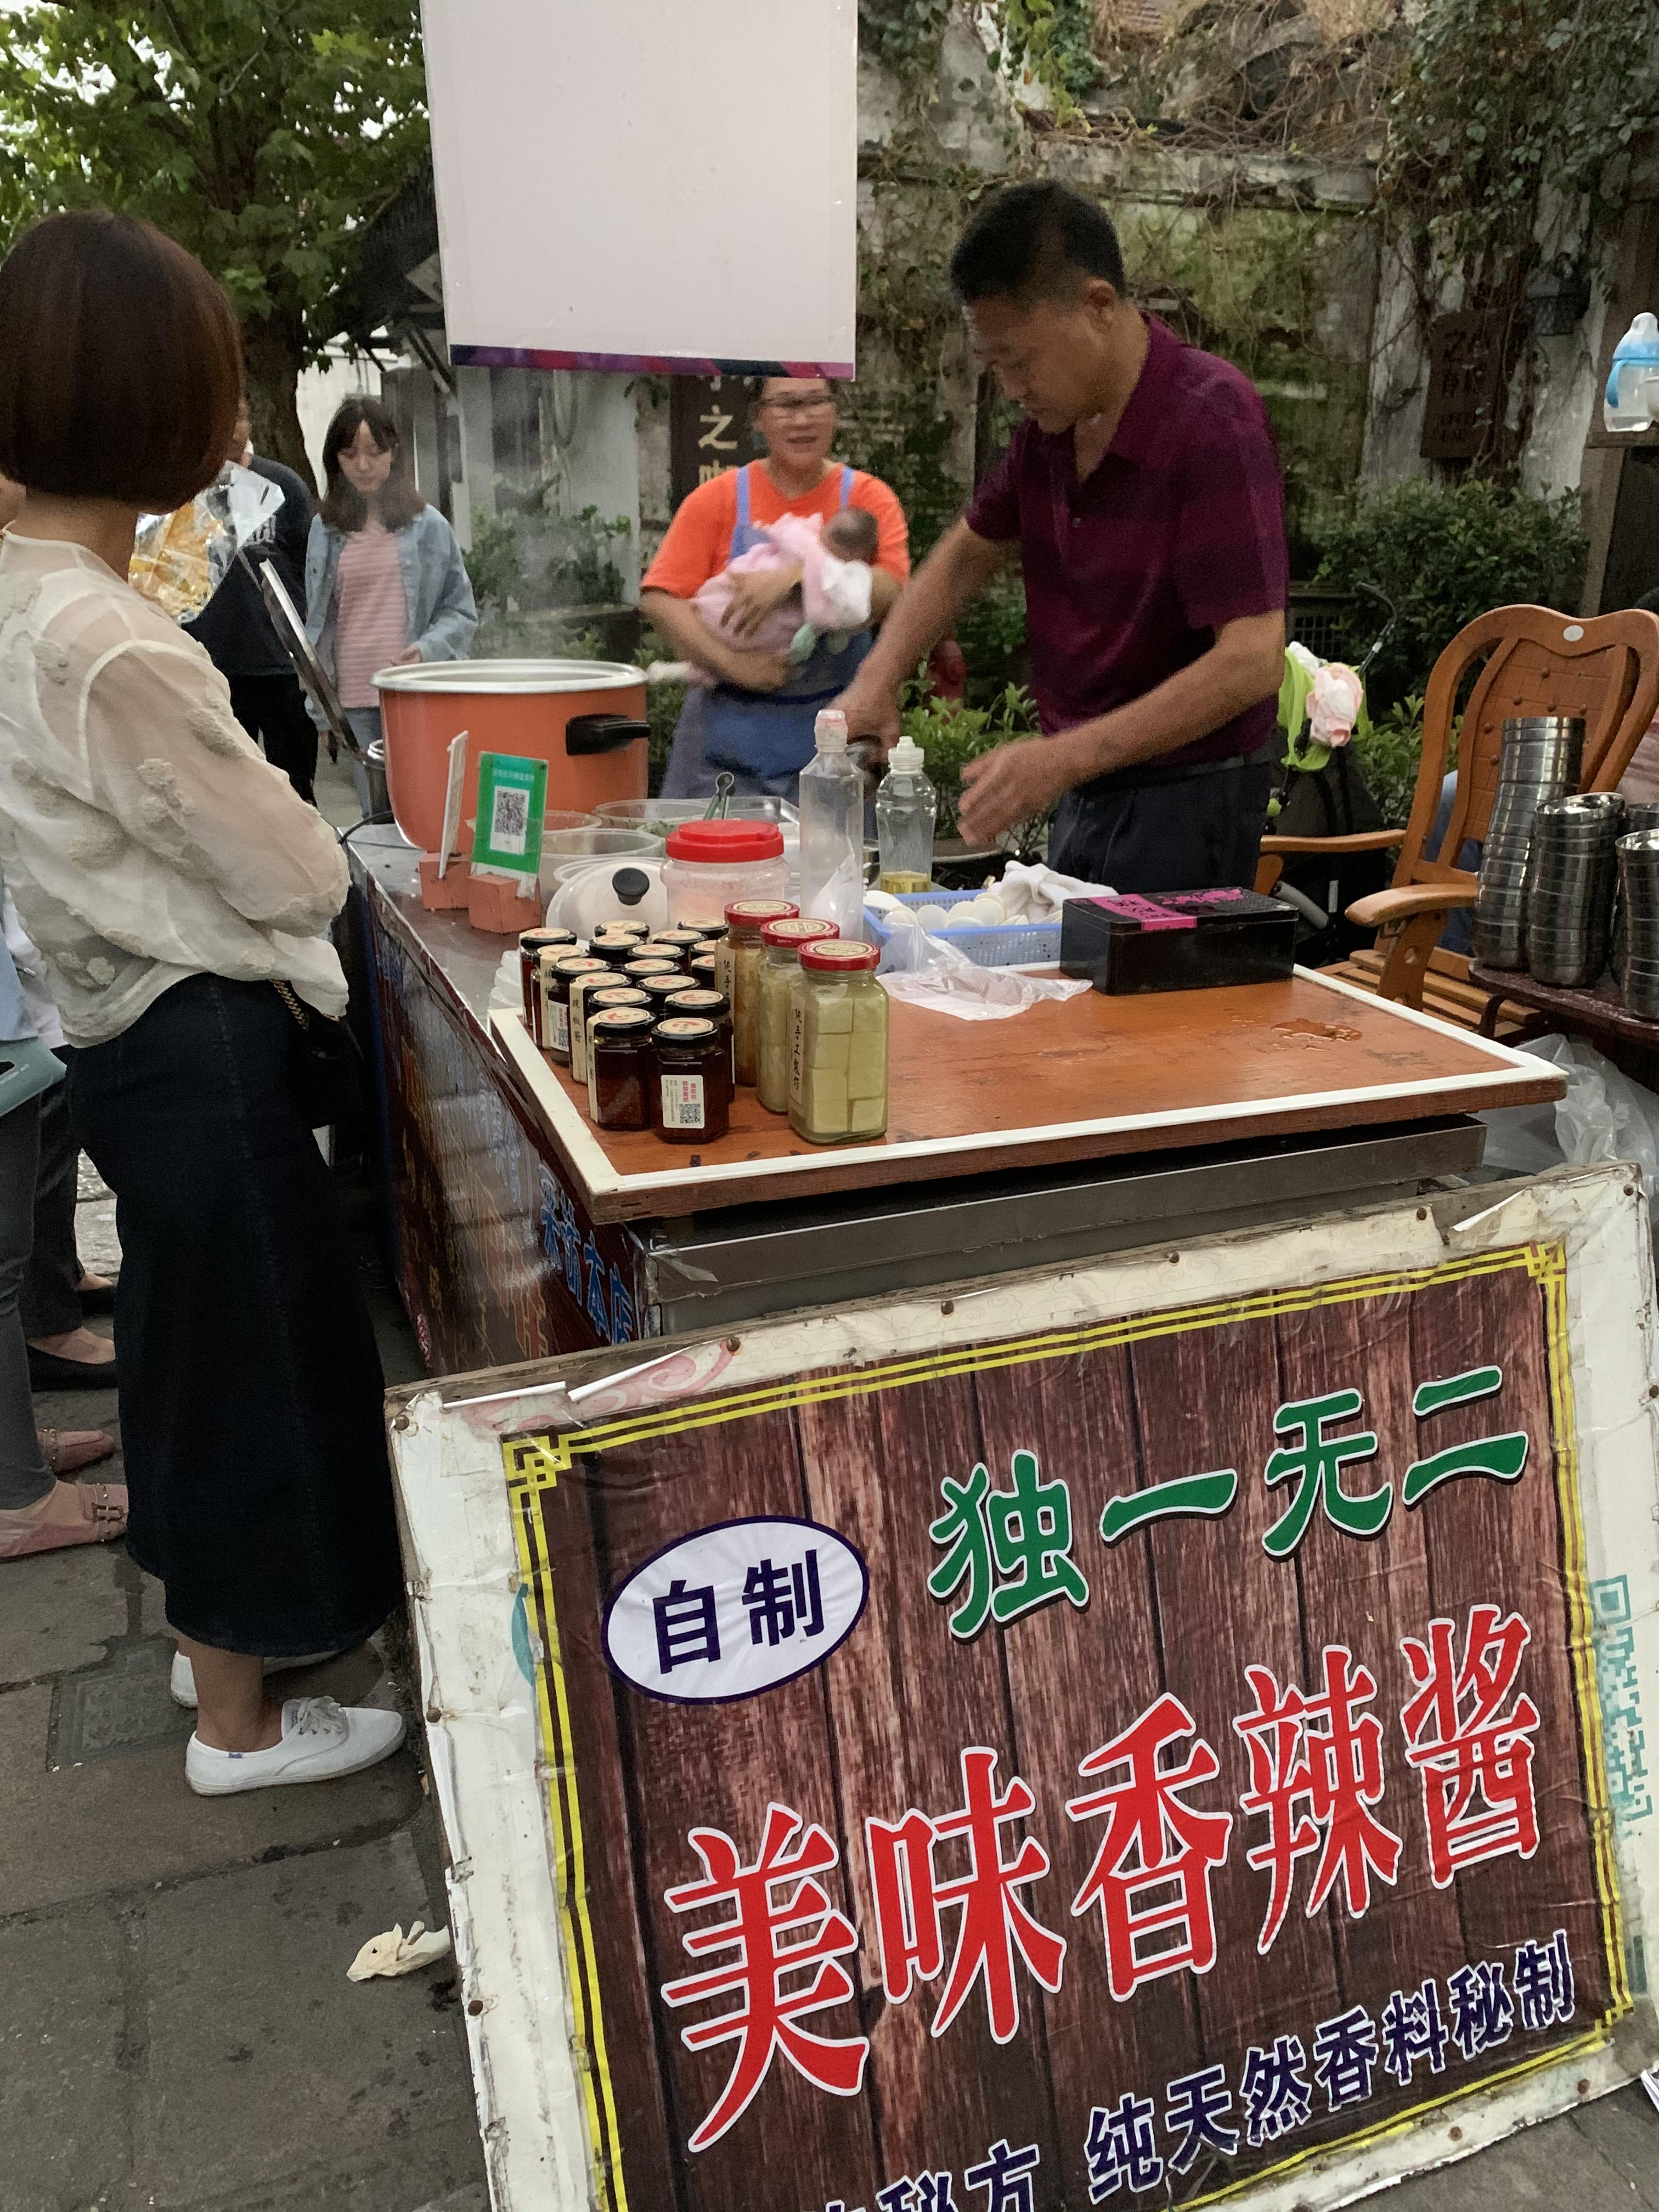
[1479,1033,1659,1217]
[878,913,1092,1022]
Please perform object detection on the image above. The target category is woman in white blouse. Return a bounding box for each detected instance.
[0,211,407,1797]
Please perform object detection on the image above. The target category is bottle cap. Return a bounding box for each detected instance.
[887,737,925,774]
[725,899,800,927]
[654,1016,719,1044]
[588,1007,654,1039]
[800,939,881,973]
[761,917,840,949]
[665,988,730,1018]
[814,708,849,753]
[551,954,607,977]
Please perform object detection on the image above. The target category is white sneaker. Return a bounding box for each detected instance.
[185,1696,407,1797]
[170,1649,341,1709]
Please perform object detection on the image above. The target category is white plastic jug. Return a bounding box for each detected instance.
[1605,312,1659,432]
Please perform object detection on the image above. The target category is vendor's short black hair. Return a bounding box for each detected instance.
[0,211,241,509]
[950,183,1127,308]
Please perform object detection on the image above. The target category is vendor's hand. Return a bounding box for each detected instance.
[725,565,802,639]
[957,735,1073,847]
[834,673,901,750]
[718,644,795,692]
[394,644,422,665]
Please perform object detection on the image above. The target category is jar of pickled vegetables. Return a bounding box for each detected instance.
[788,941,888,1144]
[542,953,606,1066]
[755,918,838,1113]
[651,1016,731,1144]
[586,1007,656,1130]
[716,900,798,1085]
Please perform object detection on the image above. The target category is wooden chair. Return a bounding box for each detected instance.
[1257,605,1659,1039]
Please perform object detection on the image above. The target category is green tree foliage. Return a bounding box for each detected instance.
[1379,0,1659,472]
[1316,478,1588,710]
[0,3,428,484]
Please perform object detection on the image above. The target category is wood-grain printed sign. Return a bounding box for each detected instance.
[500,1242,1628,2211]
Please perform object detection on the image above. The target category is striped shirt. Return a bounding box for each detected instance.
[966,314,1288,768]
[334,522,409,708]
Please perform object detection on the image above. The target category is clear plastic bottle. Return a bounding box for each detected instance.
[797,708,866,940]
[1605,312,1659,432]
[875,736,938,894]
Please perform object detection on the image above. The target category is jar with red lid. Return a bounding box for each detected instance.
[788,940,888,1143]
[651,1017,730,1144]
[518,928,578,1042]
[716,899,799,1084]
[665,986,733,1084]
[541,953,606,1066]
[662,819,789,924]
[755,918,839,1113]
[586,1007,656,1130]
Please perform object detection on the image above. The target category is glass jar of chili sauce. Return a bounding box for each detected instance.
[518,927,578,1043]
[586,1007,656,1131]
[651,1016,730,1144]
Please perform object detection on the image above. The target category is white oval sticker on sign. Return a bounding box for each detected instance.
[602,1516,868,1705]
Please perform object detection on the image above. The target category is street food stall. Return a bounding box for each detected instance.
[353,822,1659,2212]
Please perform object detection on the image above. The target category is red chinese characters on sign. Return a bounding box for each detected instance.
[1065,1695,1234,2001]
[866,1746,1067,2045]
[1233,1645,1404,1954]
[1401,1605,1542,1887]
[659,1802,868,2152]
[659,1605,1548,2151]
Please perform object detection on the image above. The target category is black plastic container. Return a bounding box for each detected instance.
[1059,889,1296,995]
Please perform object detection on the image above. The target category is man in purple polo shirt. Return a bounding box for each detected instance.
[838,182,1288,893]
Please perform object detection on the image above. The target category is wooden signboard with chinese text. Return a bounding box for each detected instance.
[499,1243,1631,2211]
[1421,313,1506,464]
[670,376,760,509]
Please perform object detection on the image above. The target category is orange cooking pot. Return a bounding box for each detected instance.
[374,659,650,854]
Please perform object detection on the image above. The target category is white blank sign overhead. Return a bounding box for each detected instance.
[421,0,857,376]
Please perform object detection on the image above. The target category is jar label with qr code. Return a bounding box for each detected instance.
[660,1073,705,1130]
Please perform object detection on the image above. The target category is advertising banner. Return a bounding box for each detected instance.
[496,1240,1632,2211]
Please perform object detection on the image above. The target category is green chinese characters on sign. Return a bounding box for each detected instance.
[1092,1365,1530,1563]
[928,1450,1089,1640]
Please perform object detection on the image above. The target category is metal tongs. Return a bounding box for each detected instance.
[703,772,736,820]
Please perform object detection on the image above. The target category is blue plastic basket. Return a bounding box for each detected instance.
[862,888,1061,969]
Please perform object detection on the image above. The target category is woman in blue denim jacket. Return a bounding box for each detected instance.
[304,398,477,795]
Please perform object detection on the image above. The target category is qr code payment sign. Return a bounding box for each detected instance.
[492,786,530,854]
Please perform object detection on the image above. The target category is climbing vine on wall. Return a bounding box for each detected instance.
[1379,0,1659,475]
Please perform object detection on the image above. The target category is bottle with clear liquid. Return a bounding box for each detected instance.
[797,709,866,940]
[876,736,938,894]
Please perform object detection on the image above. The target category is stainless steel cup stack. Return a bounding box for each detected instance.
[1523,794,1623,988]
[1473,715,1585,968]
[1618,827,1659,1018]
[1610,800,1659,977]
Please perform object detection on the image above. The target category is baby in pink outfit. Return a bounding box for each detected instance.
[687,507,878,685]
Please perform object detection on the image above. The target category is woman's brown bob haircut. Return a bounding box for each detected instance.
[0,210,242,511]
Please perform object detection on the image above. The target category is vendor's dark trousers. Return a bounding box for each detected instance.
[0,1096,51,1511]
[228,673,319,806]
[69,975,403,1654]
[20,1058,82,1340]
[1049,761,1274,896]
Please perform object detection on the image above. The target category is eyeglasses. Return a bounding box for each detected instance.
[761,393,834,417]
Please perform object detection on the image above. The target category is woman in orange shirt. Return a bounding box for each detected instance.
[641,377,909,801]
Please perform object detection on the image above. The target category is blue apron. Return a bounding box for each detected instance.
[659,464,874,801]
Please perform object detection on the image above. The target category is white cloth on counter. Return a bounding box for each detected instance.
[991,859,1114,922]
[0,532,348,1046]
[878,917,1092,1021]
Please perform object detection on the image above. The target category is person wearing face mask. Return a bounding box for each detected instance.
[641,376,910,803]
[836,183,1288,894]
[304,398,476,806]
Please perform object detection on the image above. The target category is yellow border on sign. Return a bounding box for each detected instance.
[503,1240,1630,2211]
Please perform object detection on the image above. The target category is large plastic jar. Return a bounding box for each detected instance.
[662,820,789,924]
[788,940,888,1144]
[755,918,839,1114]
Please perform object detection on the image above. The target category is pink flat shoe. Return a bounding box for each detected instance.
[0,1477,128,1560]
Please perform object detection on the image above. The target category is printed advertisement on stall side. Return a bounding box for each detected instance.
[365,888,647,1375]
[501,1243,1635,2212]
